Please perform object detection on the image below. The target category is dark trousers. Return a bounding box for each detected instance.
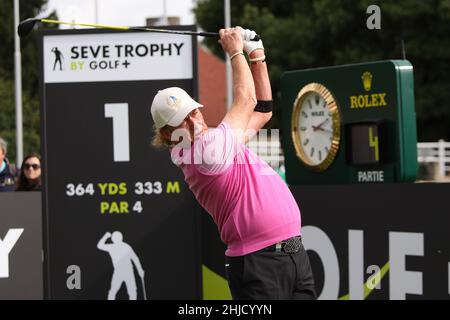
[225,242,317,300]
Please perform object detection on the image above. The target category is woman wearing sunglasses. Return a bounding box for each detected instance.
[16,154,41,191]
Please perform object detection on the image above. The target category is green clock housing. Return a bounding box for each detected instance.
[281,60,418,184]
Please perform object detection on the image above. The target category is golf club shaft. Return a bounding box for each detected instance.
[41,19,129,31]
[40,19,248,40]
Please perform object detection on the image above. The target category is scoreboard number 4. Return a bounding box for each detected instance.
[369,127,379,162]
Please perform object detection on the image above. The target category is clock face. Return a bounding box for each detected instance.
[291,83,341,171]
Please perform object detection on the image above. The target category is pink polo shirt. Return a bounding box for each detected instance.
[173,121,301,257]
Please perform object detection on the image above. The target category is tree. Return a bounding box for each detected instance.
[194,0,450,141]
[0,0,57,163]
[0,75,40,163]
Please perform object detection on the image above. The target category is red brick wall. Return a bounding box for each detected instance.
[198,46,227,127]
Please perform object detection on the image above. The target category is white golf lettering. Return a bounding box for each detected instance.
[349,230,364,300]
[302,226,340,299]
[0,228,24,278]
[301,228,425,299]
[389,232,424,299]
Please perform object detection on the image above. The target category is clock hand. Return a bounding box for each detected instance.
[320,128,333,134]
[312,125,333,134]
[312,118,330,132]
[316,118,329,129]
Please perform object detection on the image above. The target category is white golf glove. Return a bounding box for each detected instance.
[241,28,264,55]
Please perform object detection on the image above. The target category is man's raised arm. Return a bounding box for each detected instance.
[220,27,257,143]
[242,29,272,142]
[97,232,111,252]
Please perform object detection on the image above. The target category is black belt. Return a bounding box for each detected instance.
[259,236,302,254]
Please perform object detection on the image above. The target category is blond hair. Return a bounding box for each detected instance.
[151,125,176,148]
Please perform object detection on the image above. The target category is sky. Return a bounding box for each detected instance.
[44,0,197,28]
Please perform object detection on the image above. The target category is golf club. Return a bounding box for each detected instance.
[17,18,260,41]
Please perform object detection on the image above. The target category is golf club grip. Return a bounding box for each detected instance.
[199,31,261,41]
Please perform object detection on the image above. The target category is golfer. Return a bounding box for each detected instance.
[150,27,316,300]
[51,47,63,71]
[97,231,145,300]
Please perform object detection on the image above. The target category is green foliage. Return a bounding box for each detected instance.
[0,77,16,159]
[0,75,41,163]
[194,0,450,141]
[0,0,57,164]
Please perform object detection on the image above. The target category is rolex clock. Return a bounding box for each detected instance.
[282,60,418,185]
[291,83,341,172]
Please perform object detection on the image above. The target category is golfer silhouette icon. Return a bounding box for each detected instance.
[97,231,147,300]
[51,47,63,71]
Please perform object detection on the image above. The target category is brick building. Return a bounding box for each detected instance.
[197,46,227,127]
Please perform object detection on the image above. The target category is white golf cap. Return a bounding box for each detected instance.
[150,87,203,129]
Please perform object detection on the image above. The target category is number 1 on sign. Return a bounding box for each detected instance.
[104,103,130,162]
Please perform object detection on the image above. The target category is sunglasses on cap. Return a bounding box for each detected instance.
[24,163,40,170]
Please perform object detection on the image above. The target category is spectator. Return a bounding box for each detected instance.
[0,137,18,192]
[16,153,41,191]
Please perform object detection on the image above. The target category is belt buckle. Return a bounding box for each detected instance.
[283,236,302,254]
